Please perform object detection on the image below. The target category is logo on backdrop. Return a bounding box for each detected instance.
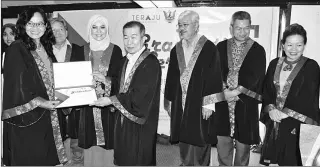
[131,14,160,23]
[163,10,176,23]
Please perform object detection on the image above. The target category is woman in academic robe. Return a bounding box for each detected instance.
[2,7,67,166]
[2,23,17,55]
[78,14,123,166]
[1,23,17,166]
[260,23,320,166]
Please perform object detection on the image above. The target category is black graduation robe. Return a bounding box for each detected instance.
[165,35,224,147]
[215,39,266,145]
[56,43,85,141]
[111,49,161,166]
[78,43,123,149]
[260,56,320,165]
[2,40,67,165]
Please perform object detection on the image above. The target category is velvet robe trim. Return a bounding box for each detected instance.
[227,38,261,101]
[165,38,223,146]
[215,39,266,144]
[2,40,67,163]
[177,36,208,111]
[263,56,318,125]
[2,97,45,120]
[84,43,115,145]
[110,49,151,124]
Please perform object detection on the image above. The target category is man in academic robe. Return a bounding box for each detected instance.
[164,10,225,166]
[50,17,84,164]
[91,21,161,166]
[215,11,266,166]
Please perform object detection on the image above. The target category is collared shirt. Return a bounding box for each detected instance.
[125,46,146,82]
[53,40,71,62]
[182,34,201,65]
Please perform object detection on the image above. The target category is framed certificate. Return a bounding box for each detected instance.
[53,61,97,108]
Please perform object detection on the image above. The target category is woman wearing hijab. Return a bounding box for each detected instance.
[78,14,123,166]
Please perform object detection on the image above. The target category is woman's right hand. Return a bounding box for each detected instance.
[39,100,60,110]
[269,109,283,123]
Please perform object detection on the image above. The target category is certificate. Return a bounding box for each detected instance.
[53,61,97,108]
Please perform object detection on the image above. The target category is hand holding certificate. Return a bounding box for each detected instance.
[53,61,97,108]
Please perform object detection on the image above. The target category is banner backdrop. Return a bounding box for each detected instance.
[291,5,320,66]
[291,5,320,165]
[57,7,280,136]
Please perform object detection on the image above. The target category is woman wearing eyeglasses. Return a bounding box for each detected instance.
[2,7,67,166]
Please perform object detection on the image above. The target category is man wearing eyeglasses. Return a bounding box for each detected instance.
[50,16,84,165]
[164,10,224,166]
[215,11,266,166]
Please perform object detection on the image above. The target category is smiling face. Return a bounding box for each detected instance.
[230,19,251,43]
[283,34,305,61]
[91,20,107,41]
[3,27,15,46]
[123,26,145,54]
[51,21,67,45]
[25,12,46,41]
[177,15,198,41]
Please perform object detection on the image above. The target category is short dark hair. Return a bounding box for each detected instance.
[123,21,145,36]
[281,23,307,45]
[231,11,251,26]
[16,7,56,61]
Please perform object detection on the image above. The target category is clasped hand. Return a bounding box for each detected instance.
[224,89,240,102]
[269,109,288,122]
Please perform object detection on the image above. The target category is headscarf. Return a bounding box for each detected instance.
[87,14,110,51]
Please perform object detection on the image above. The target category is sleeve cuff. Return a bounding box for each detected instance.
[236,85,262,101]
[203,92,226,106]
[109,95,146,124]
[2,96,46,120]
[282,107,319,125]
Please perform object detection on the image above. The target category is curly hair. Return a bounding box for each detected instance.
[16,6,56,61]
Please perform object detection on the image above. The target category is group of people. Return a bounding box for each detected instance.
[1,6,319,167]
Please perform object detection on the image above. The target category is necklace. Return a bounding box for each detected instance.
[283,57,300,71]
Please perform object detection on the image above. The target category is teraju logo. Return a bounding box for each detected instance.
[132,14,160,21]
[163,10,176,23]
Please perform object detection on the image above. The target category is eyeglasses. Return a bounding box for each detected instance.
[26,22,46,28]
[176,23,192,29]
